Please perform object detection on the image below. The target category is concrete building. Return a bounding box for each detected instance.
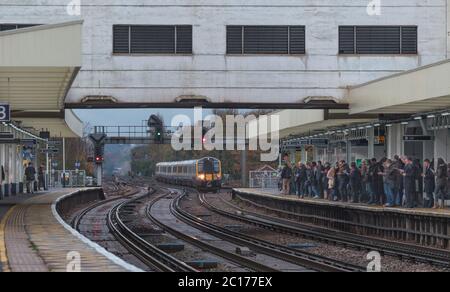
[1,1,449,108]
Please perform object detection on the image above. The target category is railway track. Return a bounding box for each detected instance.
[107,191,198,272]
[173,189,365,272]
[146,190,285,272]
[216,193,450,268]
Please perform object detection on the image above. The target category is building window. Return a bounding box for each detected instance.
[227,26,305,55]
[339,26,418,55]
[0,24,39,31]
[113,25,192,55]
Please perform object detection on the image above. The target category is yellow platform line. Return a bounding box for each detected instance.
[0,206,16,272]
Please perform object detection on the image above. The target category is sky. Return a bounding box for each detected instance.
[73,108,212,127]
[73,108,255,128]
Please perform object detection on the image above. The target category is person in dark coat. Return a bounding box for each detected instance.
[316,161,324,199]
[295,162,307,198]
[368,158,381,205]
[381,159,400,207]
[393,155,405,206]
[25,163,36,194]
[281,154,292,195]
[413,159,423,207]
[402,157,416,208]
[423,159,435,208]
[434,158,448,209]
[349,162,362,203]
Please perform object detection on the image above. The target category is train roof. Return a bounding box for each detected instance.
[156,157,219,166]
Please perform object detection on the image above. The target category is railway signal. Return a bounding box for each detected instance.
[148,115,164,144]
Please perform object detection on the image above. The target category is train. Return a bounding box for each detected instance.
[155,157,222,192]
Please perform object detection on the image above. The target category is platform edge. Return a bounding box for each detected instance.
[52,189,144,272]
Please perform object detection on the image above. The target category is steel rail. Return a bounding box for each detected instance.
[223,194,450,268]
[107,191,198,272]
[173,191,365,272]
[146,191,280,272]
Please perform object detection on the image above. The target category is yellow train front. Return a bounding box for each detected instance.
[156,157,222,192]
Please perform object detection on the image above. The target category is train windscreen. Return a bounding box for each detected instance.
[199,159,220,174]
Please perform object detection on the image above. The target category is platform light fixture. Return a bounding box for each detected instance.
[401,121,409,125]
[442,112,450,116]
[414,116,422,120]
[427,114,436,119]
[385,124,393,127]
[374,123,381,127]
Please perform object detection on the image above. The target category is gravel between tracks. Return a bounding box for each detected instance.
[179,191,448,272]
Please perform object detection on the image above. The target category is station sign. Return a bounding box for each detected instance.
[0,104,11,122]
[375,136,386,145]
[284,138,329,149]
[403,135,434,141]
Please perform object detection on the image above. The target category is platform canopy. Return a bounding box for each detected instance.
[249,109,375,140]
[348,59,450,115]
[0,20,83,137]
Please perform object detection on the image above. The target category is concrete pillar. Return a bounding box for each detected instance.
[387,124,404,159]
[367,128,375,159]
[423,140,434,162]
[447,0,450,58]
[434,129,450,164]
[300,146,306,163]
[346,139,352,162]
[240,149,248,188]
[95,165,102,186]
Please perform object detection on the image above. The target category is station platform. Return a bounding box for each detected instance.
[232,189,450,250]
[0,188,140,272]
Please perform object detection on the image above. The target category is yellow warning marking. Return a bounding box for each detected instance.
[0,206,16,272]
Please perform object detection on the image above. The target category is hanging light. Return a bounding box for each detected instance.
[401,121,409,125]
[414,116,422,120]
[427,114,436,119]
[385,124,393,127]
[442,112,450,117]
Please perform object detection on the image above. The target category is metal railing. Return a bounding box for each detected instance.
[48,170,86,188]
[249,171,279,189]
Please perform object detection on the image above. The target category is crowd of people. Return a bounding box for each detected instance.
[279,154,449,209]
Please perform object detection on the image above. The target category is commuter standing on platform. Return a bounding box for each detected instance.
[435,158,448,209]
[349,162,362,203]
[281,154,292,196]
[337,160,350,202]
[311,162,320,199]
[316,161,324,199]
[381,159,399,207]
[402,157,416,208]
[38,165,46,191]
[322,163,331,200]
[423,159,435,208]
[327,165,336,201]
[295,162,307,198]
[25,163,36,194]
[393,155,405,206]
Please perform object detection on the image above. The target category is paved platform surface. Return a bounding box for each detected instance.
[234,188,450,217]
[0,189,136,272]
